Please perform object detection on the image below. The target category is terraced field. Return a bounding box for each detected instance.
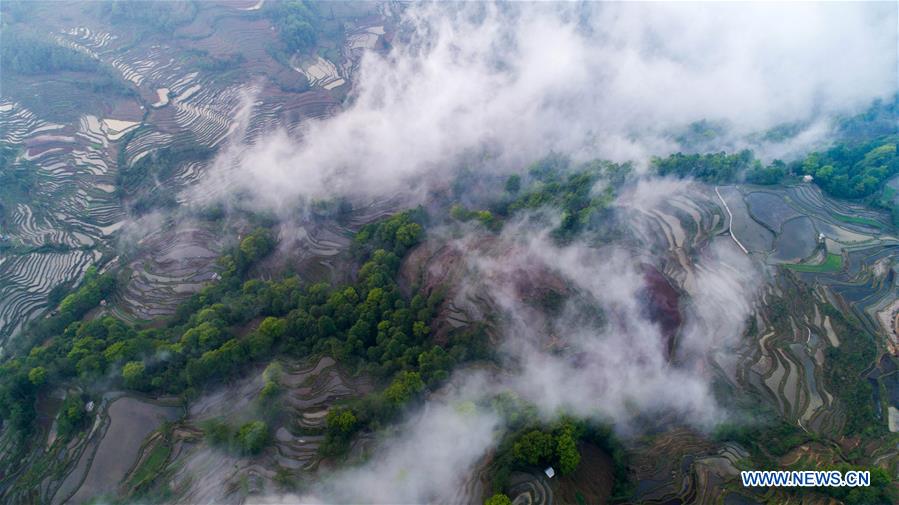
[3,354,372,504]
[720,183,899,355]
[451,181,899,503]
[0,1,392,348]
[0,98,120,351]
[157,357,373,504]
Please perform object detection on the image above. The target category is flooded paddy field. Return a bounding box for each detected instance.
[4,354,373,504]
[0,393,183,505]
[159,356,373,504]
[55,396,182,504]
[0,0,390,349]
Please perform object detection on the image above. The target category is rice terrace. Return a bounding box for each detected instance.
[0,2,897,505]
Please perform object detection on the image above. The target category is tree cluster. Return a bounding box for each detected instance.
[267,0,321,54]
[652,150,755,184]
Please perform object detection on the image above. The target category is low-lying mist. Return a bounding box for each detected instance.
[251,179,761,504]
[202,2,894,502]
[202,1,895,212]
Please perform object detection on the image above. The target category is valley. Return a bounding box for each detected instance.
[0,2,897,505]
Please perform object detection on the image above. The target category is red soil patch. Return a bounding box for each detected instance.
[640,265,682,360]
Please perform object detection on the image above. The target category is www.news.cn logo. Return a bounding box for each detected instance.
[741,470,871,488]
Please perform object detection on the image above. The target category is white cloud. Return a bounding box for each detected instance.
[204,2,896,211]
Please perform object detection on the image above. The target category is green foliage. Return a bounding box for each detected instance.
[499,418,584,477]
[485,493,513,505]
[820,305,878,436]
[0,27,133,103]
[555,425,581,475]
[450,205,497,229]
[259,380,280,402]
[0,212,470,462]
[218,228,277,280]
[236,420,270,455]
[101,0,198,32]
[506,156,622,240]
[320,405,359,456]
[122,361,146,390]
[653,150,755,183]
[799,136,899,199]
[0,226,273,437]
[57,267,116,318]
[27,367,47,386]
[0,367,36,433]
[352,210,426,258]
[326,407,358,435]
[56,394,89,439]
[0,144,37,218]
[836,96,899,142]
[202,419,270,455]
[260,362,283,403]
[202,419,232,447]
[714,419,814,466]
[118,145,214,203]
[505,175,521,194]
[812,464,895,505]
[783,253,842,273]
[512,430,554,466]
[1,29,102,75]
[128,442,171,491]
[745,159,788,185]
[383,371,425,405]
[184,49,246,72]
[267,0,321,54]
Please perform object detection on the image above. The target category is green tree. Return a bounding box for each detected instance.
[512,430,554,466]
[384,371,425,405]
[505,175,521,193]
[485,493,513,505]
[556,429,580,475]
[57,395,87,438]
[122,361,146,390]
[236,420,270,455]
[27,367,47,386]
[202,419,232,447]
[326,407,358,436]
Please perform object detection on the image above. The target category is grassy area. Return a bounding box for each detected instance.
[784,253,843,273]
[128,442,171,490]
[830,212,882,228]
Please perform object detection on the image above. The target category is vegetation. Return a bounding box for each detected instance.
[487,394,630,498]
[100,0,198,33]
[0,27,133,99]
[118,144,215,212]
[183,49,246,73]
[656,98,899,199]
[0,210,481,465]
[484,493,512,505]
[1,29,100,75]
[128,441,172,491]
[499,155,626,240]
[0,144,38,226]
[799,137,899,199]
[783,253,843,273]
[56,393,90,440]
[266,0,322,54]
[203,419,271,455]
[450,205,498,230]
[714,419,815,466]
[653,150,756,184]
[808,464,895,505]
[744,159,788,185]
[820,305,879,436]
